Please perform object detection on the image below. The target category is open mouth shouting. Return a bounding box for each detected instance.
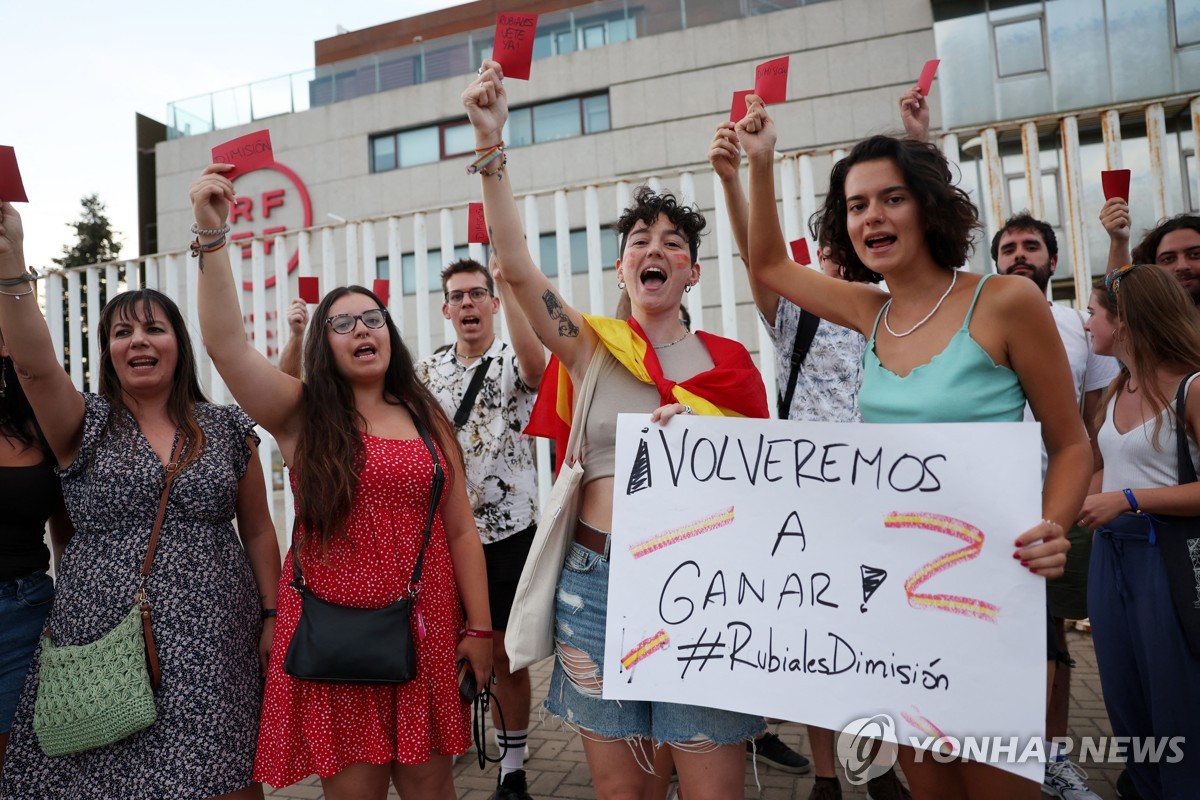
[459,314,482,331]
[129,356,158,372]
[865,233,897,254]
[640,266,668,289]
[353,343,378,360]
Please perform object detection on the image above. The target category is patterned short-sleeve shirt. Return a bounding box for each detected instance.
[416,339,539,544]
[762,296,866,423]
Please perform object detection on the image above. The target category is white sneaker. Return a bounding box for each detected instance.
[1043,758,1102,799]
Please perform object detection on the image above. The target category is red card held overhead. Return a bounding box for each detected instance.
[789,238,812,266]
[917,59,941,96]
[211,130,274,180]
[492,13,538,80]
[373,279,390,307]
[730,90,754,123]
[1102,169,1131,202]
[468,202,490,244]
[754,56,789,105]
[298,277,320,305]
[0,146,29,203]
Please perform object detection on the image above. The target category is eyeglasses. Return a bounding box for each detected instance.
[445,288,491,306]
[325,308,388,334]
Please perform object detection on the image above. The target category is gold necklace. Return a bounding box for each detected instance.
[653,330,690,349]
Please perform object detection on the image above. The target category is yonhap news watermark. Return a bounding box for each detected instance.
[835,714,1186,785]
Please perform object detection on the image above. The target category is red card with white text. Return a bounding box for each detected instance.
[0,147,29,203]
[468,202,489,243]
[754,57,789,104]
[917,59,941,96]
[373,279,390,307]
[730,90,754,123]
[211,130,274,180]
[298,277,320,305]
[789,238,812,266]
[492,13,538,80]
[1102,169,1131,201]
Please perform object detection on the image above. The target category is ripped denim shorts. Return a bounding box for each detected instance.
[544,541,765,745]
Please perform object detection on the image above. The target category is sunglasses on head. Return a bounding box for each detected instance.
[325,308,389,334]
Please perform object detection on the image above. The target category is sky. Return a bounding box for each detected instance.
[3,1,470,271]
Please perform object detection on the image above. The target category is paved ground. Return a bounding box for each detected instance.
[264,628,1125,800]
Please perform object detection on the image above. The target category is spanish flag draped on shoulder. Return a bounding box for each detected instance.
[524,315,769,476]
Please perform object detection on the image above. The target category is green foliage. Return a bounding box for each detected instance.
[53,194,122,269]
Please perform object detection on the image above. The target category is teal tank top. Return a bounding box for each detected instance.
[858,274,1026,424]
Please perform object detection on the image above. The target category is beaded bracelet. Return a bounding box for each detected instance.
[191,223,231,237]
[460,628,494,639]
[466,145,507,179]
[0,266,39,287]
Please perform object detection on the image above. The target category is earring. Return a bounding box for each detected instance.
[685,283,694,293]
[618,280,626,290]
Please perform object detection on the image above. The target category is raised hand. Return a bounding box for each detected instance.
[1099,197,1131,242]
[735,96,776,160]
[286,297,308,336]
[188,164,236,233]
[709,122,742,182]
[462,60,509,150]
[899,86,931,143]
[0,200,24,262]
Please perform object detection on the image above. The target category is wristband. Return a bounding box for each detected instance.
[261,608,277,620]
[1122,488,1141,514]
[460,628,493,639]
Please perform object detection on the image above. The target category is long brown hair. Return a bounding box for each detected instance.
[97,290,209,471]
[0,352,49,453]
[293,286,463,549]
[1093,268,1200,447]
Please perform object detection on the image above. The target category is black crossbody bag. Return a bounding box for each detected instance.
[283,416,445,683]
[1160,372,1200,657]
[454,357,493,429]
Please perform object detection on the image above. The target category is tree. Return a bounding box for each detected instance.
[53,194,122,268]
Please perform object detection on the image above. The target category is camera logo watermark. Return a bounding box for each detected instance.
[836,713,1185,784]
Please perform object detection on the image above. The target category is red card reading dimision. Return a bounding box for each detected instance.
[0,146,29,203]
[1102,169,1131,202]
[492,13,538,80]
[212,130,274,180]
[789,238,812,266]
[298,277,320,305]
[754,57,789,104]
[468,203,490,244]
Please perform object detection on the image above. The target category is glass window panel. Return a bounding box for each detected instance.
[1185,153,1198,212]
[533,98,582,143]
[582,94,610,134]
[442,122,475,157]
[372,136,397,172]
[538,235,559,277]
[994,17,1046,77]
[533,33,553,60]
[1041,172,1061,227]
[398,126,439,167]
[376,256,390,281]
[508,108,533,147]
[555,30,575,54]
[1177,0,1200,47]
[1006,175,1029,217]
[582,24,606,50]
[400,247,470,295]
[609,17,634,43]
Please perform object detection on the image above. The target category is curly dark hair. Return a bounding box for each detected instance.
[1131,214,1200,265]
[990,212,1058,262]
[294,285,463,550]
[812,135,981,281]
[615,186,705,263]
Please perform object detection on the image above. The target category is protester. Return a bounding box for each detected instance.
[739,100,1090,799]
[0,331,73,781]
[415,254,545,800]
[189,165,492,800]
[1078,264,1200,800]
[0,202,279,800]
[463,61,770,800]
[1099,196,1200,306]
[279,297,307,379]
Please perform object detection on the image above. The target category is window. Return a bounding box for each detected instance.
[377,246,470,295]
[1177,0,1200,48]
[1005,171,1061,227]
[536,228,619,277]
[993,16,1046,77]
[1185,152,1198,212]
[370,93,610,174]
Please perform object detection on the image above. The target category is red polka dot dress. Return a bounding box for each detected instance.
[254,434,470,788]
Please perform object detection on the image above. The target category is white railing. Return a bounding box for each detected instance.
[44,94,1200,541]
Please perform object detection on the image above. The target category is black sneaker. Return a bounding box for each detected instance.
[747,732,812,774]
[1115,769,1143,800]
[489,769,534,800]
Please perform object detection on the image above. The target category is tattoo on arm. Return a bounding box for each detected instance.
[542,290,580,338]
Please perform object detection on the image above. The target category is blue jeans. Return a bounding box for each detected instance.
[544,541,765,745]
[0,571,53,733]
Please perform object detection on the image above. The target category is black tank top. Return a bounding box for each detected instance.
[0,457,59,580]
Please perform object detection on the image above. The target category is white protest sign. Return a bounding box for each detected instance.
[605,414,1045,783]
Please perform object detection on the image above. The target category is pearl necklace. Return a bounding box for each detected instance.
[652,330,690,349]
[882,271,958,338]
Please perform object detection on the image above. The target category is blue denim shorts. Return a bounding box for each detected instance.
[0,570,54,733]
[544,541,765,745]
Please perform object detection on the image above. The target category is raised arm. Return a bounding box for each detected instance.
[1099,197,1132,274]
[190,166,304,451]
[492,253,545,388]
[738,100,885,334]
[898,86,931,143]
[278,297,307,379]
[710,122,781,325]
[0,202,84,467]
[462,61,597,379]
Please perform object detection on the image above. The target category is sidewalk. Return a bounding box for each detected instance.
[264,629,1124,799]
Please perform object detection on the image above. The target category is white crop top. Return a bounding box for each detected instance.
[1098,375,1200,492]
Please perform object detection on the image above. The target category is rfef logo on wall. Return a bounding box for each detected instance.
[225,156,312,290]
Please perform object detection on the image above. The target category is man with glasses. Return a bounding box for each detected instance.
[416,256,545,800]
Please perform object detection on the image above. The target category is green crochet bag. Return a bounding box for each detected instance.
[32,604,157,756]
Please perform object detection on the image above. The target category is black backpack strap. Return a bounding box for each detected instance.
[777,310,821,419]
[1176,372,1200,484]
[453,357,493,429]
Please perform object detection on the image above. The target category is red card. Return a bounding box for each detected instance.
[468,202,489,244]
[373,279,390,307]
[0,146,29,203]
[211,130,274,180]
[917,59,941,96]
[1102,169,1131,201]
[730,90,754,123]
[754,56,789,104]
[298,277,320,305]
[789,238,811,266]
[492,13,538,80]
